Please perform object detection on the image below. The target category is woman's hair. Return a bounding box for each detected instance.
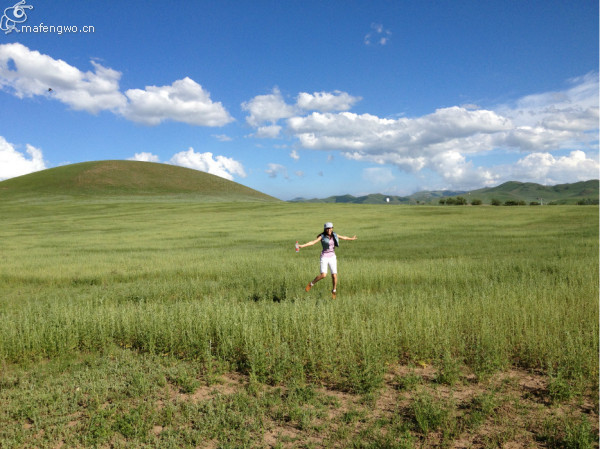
[317,229,333,238]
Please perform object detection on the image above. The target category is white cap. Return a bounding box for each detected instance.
[324,222,333,229]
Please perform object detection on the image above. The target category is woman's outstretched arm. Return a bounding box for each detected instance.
[338,235,357,241]
[298,235,322,248]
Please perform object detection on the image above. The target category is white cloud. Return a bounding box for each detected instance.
[0,43,233,127]
[289,150,300,161]
[128,152,160,162]
[0,43,126,113]
[257,74,598,189]
[428,151,500,189]
[169,147,246,181]
[287,107,510,157]
[122,77,233,126]
[242,88,361,128]
[501,73,599,132]
[0,136,46,180]
[265,163,289,179]
[364,23,392,46]
[241,87,295,127]
[213,134,233,142]
[509,150,599,185]
[254,125,282,139]
[296,90,361,112]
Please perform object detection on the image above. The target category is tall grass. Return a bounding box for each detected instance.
[0,201,597,392]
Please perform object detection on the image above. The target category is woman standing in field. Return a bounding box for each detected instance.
[298,222,357,299]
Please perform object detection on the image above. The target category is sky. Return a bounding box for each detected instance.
[0,0,598,200]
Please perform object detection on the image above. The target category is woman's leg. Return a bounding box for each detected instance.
[312,273,327,284]
[306,272,327,291]
[330,257,338,296]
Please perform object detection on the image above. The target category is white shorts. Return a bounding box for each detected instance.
[320,255,337,274]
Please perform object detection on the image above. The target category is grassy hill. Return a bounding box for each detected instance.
[0,160,279,202]
[292,180,599,205]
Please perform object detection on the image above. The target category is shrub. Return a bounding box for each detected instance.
[540,414,596,449]
[577,198,599,205]
[434,352,461,386]
[491,198,501,206]
[411,392,455,435]
[471,199,482,206]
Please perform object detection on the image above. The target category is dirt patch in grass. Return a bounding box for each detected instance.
[152,364,598,448]
[2,359,597,448]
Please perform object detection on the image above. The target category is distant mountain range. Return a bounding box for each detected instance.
[290,180,599,205]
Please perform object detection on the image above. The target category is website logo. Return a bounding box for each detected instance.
[1,0,32,34]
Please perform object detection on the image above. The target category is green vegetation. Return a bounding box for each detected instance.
[293,179,599,205]
[0,160,278,202]
[0,196,597,447]
[468,180,599,205]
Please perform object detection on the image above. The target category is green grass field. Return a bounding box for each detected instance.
[0,199,597,448]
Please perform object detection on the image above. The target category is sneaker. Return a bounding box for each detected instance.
[305,283,312,292]
[331,290,336,299]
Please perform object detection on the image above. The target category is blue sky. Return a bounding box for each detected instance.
[0,0,598,200]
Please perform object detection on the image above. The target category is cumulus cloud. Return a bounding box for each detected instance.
[242,88,361,131]
[0,43,232,126]
[241,88,296,127]
[128,152,160,162]
[265,163,289,179]
[242,73,598,189]
[0,43,126,113]
[0,136,46,180]
[122,77,233,126]
[296,90,361,112]
[169,148,246,181]
[287,107,511,157]
[289,150,300,161]
[509,150,599,185]
[428,151,500,189]
[254,125,282,139]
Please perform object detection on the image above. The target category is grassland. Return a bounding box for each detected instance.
[0,199,597,448]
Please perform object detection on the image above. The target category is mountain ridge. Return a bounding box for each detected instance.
[290,180,599,205]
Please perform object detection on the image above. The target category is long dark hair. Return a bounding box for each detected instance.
[318,228,333,238]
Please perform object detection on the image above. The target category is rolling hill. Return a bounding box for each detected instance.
[290,190,467,205]
[466,180,599,204]
[0,160,279,202]
[291,180,599,205]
